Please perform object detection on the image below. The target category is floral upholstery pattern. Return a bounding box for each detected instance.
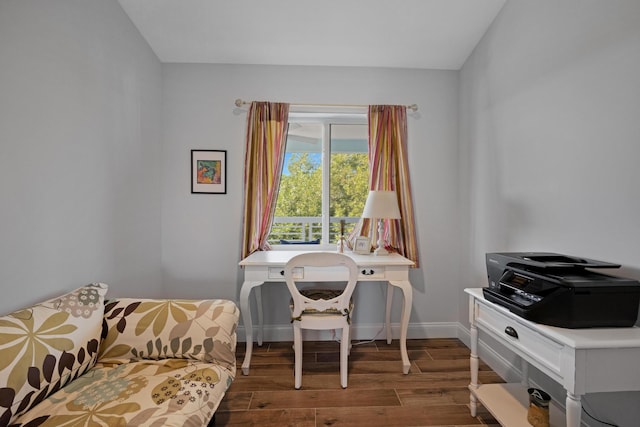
[10,297,239,427]
[12,359,234,427]
[99,299,237,371]
[0,283,108,426]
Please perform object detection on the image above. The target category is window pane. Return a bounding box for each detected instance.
[330,124,368,243]
[269,119,368,246]
[272,123,322,243]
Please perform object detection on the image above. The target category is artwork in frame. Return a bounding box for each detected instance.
[191,150,227,194]
[354,236,371,254]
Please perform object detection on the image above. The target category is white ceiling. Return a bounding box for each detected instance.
[118,0,505,70]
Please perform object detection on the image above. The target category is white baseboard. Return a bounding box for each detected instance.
[237,321,461,343]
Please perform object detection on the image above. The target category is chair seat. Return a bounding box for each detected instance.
[289,288,354,316]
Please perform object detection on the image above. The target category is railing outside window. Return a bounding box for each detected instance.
[269,216,359,244]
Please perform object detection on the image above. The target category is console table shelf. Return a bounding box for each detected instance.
[472,383,563,427]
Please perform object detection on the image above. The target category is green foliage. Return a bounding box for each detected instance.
[271,152,368,243]
[275,153,322,217]
[275,152,368,218]
[330,153,369,217]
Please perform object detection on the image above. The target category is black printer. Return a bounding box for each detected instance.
[483,252,640,328]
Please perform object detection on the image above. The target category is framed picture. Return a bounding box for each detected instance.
[354,236,371,254]
[191,150,227,194]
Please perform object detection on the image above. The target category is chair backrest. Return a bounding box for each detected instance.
[284,252,358,320]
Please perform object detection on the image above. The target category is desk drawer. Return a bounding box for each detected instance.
[475,301,564,376]
[268,267,303,279]
[268,266,384,281]
[358,266,385,279]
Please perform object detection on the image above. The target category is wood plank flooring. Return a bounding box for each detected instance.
[215,338,502,426]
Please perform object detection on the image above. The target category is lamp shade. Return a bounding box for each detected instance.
[362,190,401,219]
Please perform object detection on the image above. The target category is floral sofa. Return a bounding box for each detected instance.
[0,283,239,427]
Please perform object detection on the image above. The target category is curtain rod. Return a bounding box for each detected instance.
[234,98,418,112]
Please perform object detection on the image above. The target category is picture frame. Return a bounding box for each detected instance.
[354,236,371,254]
[191,150,227,194]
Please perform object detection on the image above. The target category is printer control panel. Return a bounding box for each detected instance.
[506,288,543,306]
[497,270,551,307]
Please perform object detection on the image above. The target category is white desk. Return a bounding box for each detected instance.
[239,250,415,375]
[466,288,640,427]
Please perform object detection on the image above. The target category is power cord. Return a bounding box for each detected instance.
[351,324,386,346]
[582,403,618,427]
[334,282,391,346]
[331,323,386,345]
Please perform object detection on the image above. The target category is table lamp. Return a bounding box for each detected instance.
[361,190,401,255]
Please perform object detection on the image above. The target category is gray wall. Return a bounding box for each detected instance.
[459,1,640,425]
[161,64,462,332]
[0,0,164,312]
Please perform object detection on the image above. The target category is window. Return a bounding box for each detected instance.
[268,113,368,246]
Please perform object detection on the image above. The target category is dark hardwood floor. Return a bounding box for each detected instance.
[216,338,502,426]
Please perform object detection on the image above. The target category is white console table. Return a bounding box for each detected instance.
[466,287,640,427]
[239,250,414,375]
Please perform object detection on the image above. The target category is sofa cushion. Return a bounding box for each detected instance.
[0,283,108,426]
[99,299,238,371]
[12,358,234,427]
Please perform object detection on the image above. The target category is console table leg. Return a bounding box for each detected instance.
[520,357,529,387]
[566,392,582,427]
[469,323,479,417]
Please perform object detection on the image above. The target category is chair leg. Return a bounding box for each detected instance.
[293,324,303,389]
[340,325,350,388]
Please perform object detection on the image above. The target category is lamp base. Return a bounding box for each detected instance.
[373,246,389,256]
[374,218,389,256]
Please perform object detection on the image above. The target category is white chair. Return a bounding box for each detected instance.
[284,252,358,389]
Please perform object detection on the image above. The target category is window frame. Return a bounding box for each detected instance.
[270,110,368,251]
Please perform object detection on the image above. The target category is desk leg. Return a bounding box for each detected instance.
[388,280,412,374]
[385,283,393,344]
[255,285,263,346]
[566,392,582,427]
[240,280,264,376]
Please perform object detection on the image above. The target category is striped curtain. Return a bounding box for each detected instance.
[350,105,418,265]
[241,102,290,259]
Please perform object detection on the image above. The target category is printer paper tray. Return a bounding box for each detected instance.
[481,288,531,318]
